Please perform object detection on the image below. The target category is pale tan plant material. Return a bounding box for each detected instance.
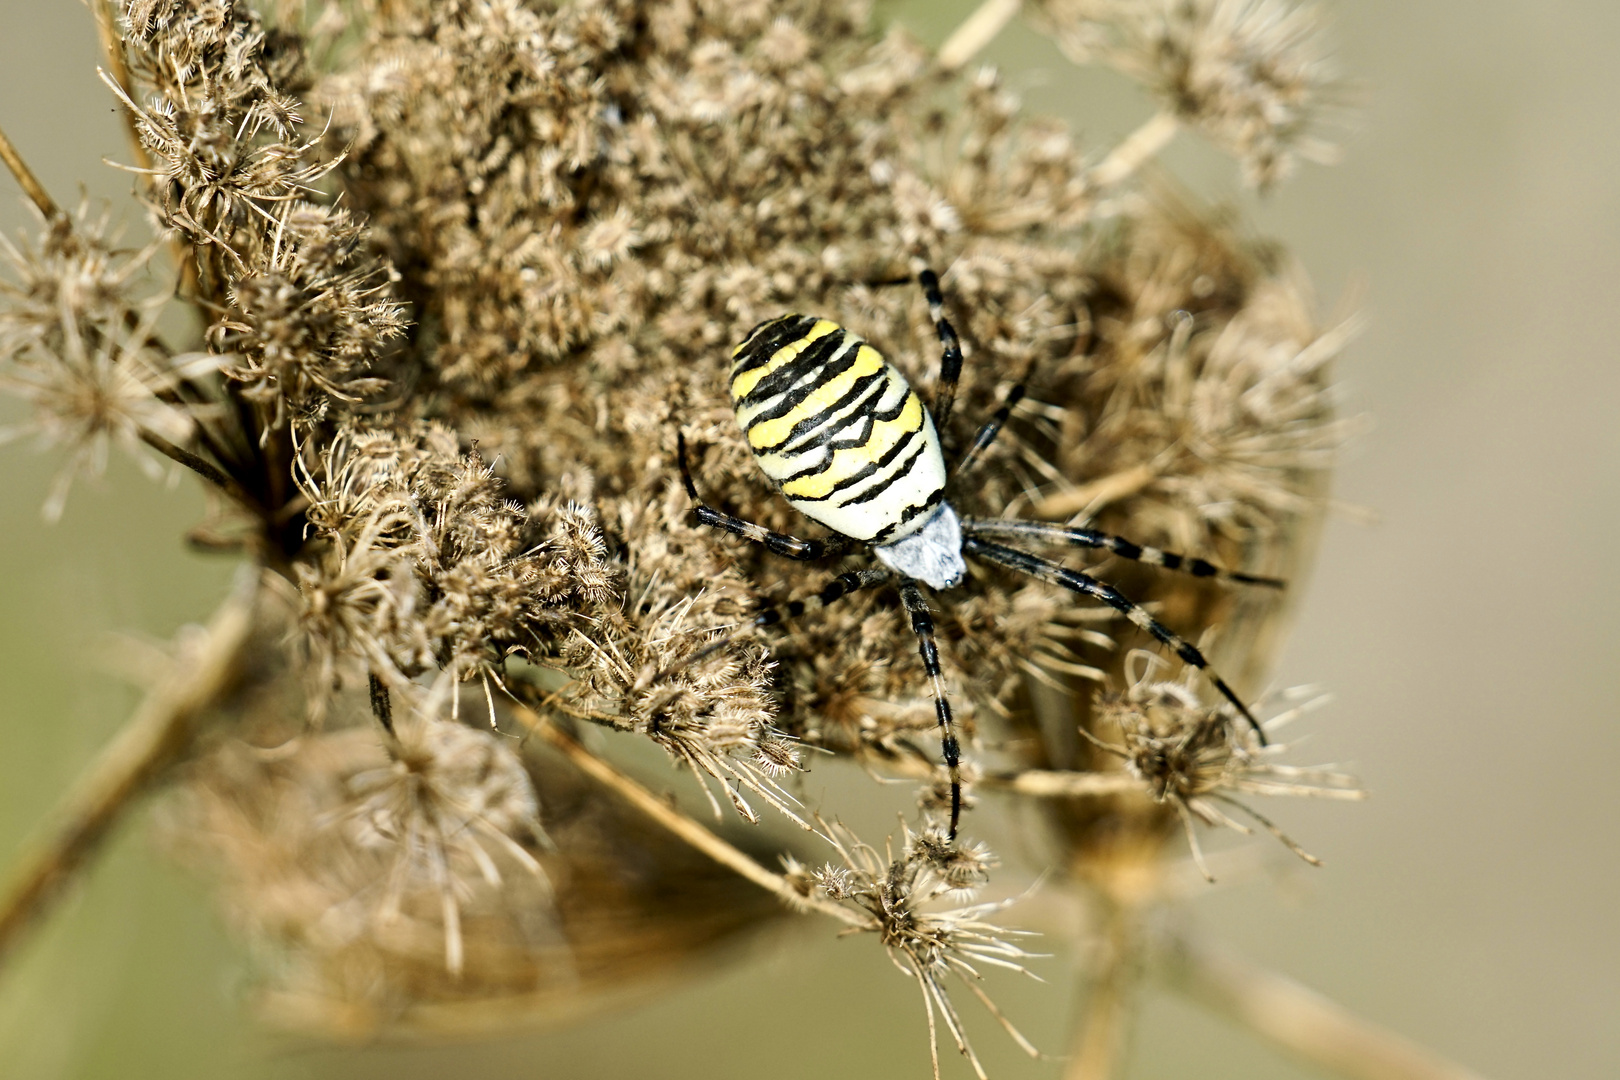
[0,0,1468,1076]
[0,567,259,967]
[1032,0,1346,188]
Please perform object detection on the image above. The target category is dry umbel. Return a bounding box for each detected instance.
[0,1,1474,1078]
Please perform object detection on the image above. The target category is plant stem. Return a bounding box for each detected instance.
[984,769,1141,798]
[938,0,1022,72]
[1032,463,1159,520]
[0,568,259,972]
[1088,111,1181,190]
[0,120,62,221]
[89,0,153,177]
[1164,936,1490,1080]
[511,706,876,932]
[138,430,254,508]
[1065,901,1138,1080]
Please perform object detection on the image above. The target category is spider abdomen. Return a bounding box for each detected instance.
[730,315,947,544]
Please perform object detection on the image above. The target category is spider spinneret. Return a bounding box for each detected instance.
[679,270,1285,839]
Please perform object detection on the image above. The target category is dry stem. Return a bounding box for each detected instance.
[1032,464,1159,520]
[89,0,153,178]
[1065,903,1138,1080]
[0,120,61,222]
[0,567,258,971]
[984,769,1141,798]
[138,430,254,506]
[938,0,1023,72]
[1087,111,1181,190]
[1164,937,1490,1080]
[510,706,875,932]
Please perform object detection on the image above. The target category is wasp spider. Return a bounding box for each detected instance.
[679,271,1283,838]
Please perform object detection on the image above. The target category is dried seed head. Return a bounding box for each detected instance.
[1036,0,1344,188]
[1092,650,1363,879]
[0,207,207,519]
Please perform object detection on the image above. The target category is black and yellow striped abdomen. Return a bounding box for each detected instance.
[730,315,948,544]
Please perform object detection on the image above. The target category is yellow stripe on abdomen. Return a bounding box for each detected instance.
[745,344,885,451]
[778,392,925,500]
[730,319,840,401]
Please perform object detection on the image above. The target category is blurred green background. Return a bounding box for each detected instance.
[1,1,1615,1077]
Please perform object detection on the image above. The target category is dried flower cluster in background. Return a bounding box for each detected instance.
[0,1,1423,1077]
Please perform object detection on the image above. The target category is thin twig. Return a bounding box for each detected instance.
[1032,463,1159,521]
[0,567,259,972]
[90,0,153,177]
[938,0,1022,72]
[1087,111,1181,191]
[1163,936,1491,1080]
[510,705,875,932]
[0,120,62,221]
[138,430,255,508]
[983,769,1142,798]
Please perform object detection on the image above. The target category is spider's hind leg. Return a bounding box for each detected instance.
[962,518,1286,589]
[962,535,1270,745]
[917,267,965,436]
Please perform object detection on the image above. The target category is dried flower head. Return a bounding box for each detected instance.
[0,0,1371,1066]
[1091,650,1363,880]
[0,206,210,519]
[797,821,1040,1079]
[1035,0,1343,187]
[336,678,553,976]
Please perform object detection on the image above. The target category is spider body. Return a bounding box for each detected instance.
[729,315,965,589]
[680,271,1284,839]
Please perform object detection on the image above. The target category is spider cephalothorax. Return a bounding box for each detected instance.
[680,270,1284,838]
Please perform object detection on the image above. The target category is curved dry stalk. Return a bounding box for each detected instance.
[1163,936,1490,1080]
[1031,464,1160,520]
[509,705,875,932]
[938,0,1023,72]
[0,567,259,971]
[0,120,61,222]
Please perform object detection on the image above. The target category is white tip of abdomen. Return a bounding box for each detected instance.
[873,502,966,590]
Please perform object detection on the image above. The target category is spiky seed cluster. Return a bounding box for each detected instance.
[339,681,553,976]
[0,208,207,519]
[0,0,1361,1054]
[289,421,617,719]
[1091,652,1362,878]
[109,0,405,452]
[1034,0,1342,188]
[789,821,1036,1078]
[163,636,785,1030]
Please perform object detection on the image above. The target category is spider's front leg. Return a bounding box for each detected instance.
[677,432,848,561]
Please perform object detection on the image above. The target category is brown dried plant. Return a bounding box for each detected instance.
[0,1,1478,1078]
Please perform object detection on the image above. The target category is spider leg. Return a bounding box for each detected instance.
[682,568,893,670]
[899,581,966,839]
[952,381,1027,477]
[962,536,1269,744]
[918,268,965,437]
[961,518,1286,589]
[678,432,847,560]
